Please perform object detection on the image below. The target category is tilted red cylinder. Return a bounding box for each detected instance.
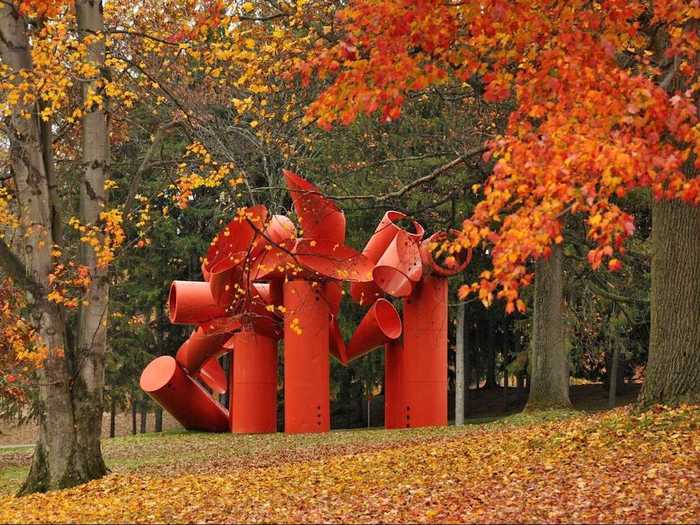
[283,170,346,244]
[283,280,330,433]
[168,281,227,325]
[230,329,278,434]
[350,210,424,305]
[345,299,402,363]
[140,356,229,432]
[175,327,232,375]
[197,356,227,394]
[373,230,423,298]
[385,275,448,428]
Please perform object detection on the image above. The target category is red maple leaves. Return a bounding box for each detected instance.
[303,0,700,312]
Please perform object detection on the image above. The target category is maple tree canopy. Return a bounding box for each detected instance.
[303,0,700,313]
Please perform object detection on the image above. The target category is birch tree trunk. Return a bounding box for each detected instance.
[72,0,110,483]
[455,302,465,425]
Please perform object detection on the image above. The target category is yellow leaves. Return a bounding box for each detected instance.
[68,210,125,268]
[242,2,255,13]
[289,317,303,335]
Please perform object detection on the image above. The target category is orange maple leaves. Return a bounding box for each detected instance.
[17,0,68,17]
[0,279,42,403]
[305,0,700,312]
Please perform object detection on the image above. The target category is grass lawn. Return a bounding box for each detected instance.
[0,404,697,523]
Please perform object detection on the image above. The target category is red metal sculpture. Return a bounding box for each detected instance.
[140,171,471,434]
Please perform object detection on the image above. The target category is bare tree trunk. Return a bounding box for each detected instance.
[464,319,471,415]
[131,397,137,435]
[608,340,619,409]
[72,0,110,483]
[109,397,116,438]
[526,245,572,410]
[639,200,700,406]
[485,319,497,388]
[139,398,147,434]
[503,367,509,412]
[155,406,163,433]
[455,302,465,425]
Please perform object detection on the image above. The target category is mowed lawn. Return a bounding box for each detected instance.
[0,406,698,524]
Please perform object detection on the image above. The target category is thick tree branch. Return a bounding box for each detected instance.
[123,119,182,215]
[0,236,44,298]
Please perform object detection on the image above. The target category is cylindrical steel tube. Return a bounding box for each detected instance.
[230,329,278,434]
[283,280,330,433]
[140,356,229,432]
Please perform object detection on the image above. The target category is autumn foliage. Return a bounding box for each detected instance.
[305,0,700,312]
[0,280,42,404]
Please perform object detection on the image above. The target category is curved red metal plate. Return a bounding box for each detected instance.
[372,230,423,297]
[420,230,472,277]
[283,170,346,244]
[293,239,374,282]
[204,205,267,273]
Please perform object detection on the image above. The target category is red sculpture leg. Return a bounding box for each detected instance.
[384,339,405,429]
[390,275,448,428]
[345,299,401,363]
[140,356,229,432]
[283,280,330,433]
[230,329,278,434]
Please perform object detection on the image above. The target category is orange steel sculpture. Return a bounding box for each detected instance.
[140,171,471,433]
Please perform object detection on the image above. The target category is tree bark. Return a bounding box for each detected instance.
[131,397,137,435]
[526,244,572,410]
[485,319,497,388]
[455,302,465,425]
[139,398,147,434]
[464,318,471,413]
[0,4,109,494]
[639,200,700,406]
[155,406,163,433]
[608,340,619,409]
[109,397,116,438]
[72,0,110,484]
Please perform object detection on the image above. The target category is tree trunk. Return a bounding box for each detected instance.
[109,397,116,438]
[485,319,497,388]
[465,319,471,413]
[608,340,619,409]
[131,397,137,435]
[72,0,110,486]
[0,4,109,495]
[455,302,465,425]
[639,200,700,406]
[155,406,163,433]
[526,244,572,410]
[503,367,509,412]
[139,397,147,434]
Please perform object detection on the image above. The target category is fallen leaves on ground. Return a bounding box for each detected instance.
[0,406,698,524]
